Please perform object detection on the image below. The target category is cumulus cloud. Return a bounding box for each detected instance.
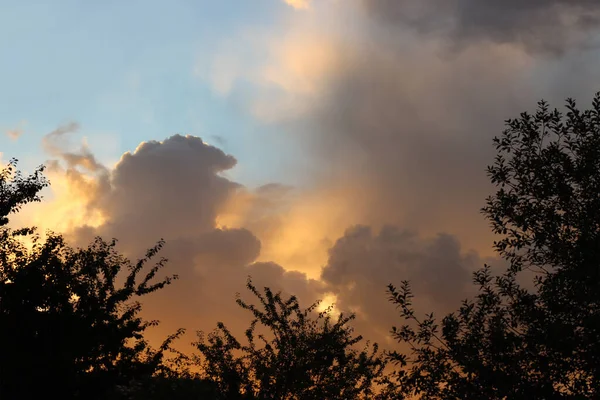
[363,0,600,53]
[25,0,600,355]
[220,0,600,257]
[37,133,324,349]
[194,0,600,345]
[306,40,538,255]
[320,225,481,344]
[33,125,503,351]
[88,135,239,248]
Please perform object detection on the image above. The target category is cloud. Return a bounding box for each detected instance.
[209,51,243,96]
[320,225,481,344]
[302,39,537,254]
[5,120,27,141]
[13,123,110,234]
[30,124,505,351]
[191,0,600,345]
[43,122,108,174]
[222,0,600,259]
[284,0,311,10]
[362,0,600,53]
[40,133,325,349]
[6,129,23,141]
[199,17,341,123]
[87,135,239,247]
[23,0,600,355]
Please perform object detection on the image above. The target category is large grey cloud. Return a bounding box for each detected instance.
[48,130,477,350]
[303,41,531,254]
[95,134,239,247]
[284,1,600,257]
[320,225,482,345]
[39,0,600,354]
[363,0,600,53]
[240,0,600,345]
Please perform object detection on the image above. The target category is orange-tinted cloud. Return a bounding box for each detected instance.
[13,123,108,234]
[193,0,600,347]
[27,125,498,353]
[284,0,311,10]
[321,226,483,344]
[225,0,600,258]
[6,129,23,141]
[42,133,326,349]
[20,0,600,355]
[5,120,27,141]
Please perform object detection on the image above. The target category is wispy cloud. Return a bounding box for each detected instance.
[5,120,27,141]
[6,129,23,141]
[284,0,311,10]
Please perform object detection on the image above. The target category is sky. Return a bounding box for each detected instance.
[3,0,600,350]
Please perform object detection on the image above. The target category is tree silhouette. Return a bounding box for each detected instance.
[386,94,600,398]
[0,160,182,399]
[195,278,386,400]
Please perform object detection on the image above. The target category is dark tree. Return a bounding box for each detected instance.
[0,160,181,399]
[117,360,218,400]
[195,278,386,400]
[385,94,600,398]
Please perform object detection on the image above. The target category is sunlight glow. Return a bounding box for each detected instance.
[317,292,339,316]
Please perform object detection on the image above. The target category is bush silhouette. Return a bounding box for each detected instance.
[0,160,182,399]
[195,278,386,400]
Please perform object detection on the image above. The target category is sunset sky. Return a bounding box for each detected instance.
[2,0,600,348]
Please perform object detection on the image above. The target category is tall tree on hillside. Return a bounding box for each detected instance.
[385,94,600,398]
[0,159,183,399]
[195,278,386,400]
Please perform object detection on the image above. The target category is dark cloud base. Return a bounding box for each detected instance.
[363,0,600,54]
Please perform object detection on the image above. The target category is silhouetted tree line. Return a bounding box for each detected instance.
[2,94,600,399]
